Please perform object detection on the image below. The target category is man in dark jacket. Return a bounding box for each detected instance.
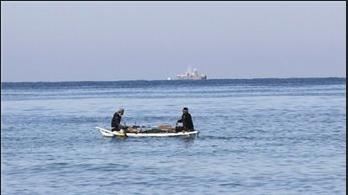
[176,107,194,132]
[111,108,125,131]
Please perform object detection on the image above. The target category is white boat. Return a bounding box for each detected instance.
[96,126,199,138]
[176,67,207,80]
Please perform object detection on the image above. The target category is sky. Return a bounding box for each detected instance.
[1,1,346,82]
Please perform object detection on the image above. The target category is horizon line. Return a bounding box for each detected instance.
[1,76,346,83]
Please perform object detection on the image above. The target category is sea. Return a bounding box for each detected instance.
[1,78,346,195]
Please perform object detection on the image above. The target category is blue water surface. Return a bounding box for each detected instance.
[1,78,346,195]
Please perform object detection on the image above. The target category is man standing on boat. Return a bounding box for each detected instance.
[176,107,194,132]
[111,108,125,132]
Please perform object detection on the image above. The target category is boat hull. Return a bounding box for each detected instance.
[96,126,199,138]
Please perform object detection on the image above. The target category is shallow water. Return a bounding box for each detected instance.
[1,78,346,195]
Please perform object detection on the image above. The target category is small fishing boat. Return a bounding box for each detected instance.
[96,126,199,138]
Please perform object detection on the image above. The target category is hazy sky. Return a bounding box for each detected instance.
[1,1,346,82]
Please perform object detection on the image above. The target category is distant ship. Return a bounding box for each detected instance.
[176,67,207,80]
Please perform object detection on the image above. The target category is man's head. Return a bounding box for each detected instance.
[182,107,189,113]
[118,108,125,115]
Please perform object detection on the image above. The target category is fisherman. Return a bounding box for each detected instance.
[111,108,125,132]
[111,108,139,134]
[176,107,194,132]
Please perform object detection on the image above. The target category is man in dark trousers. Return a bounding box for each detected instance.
[176,107,194,132]
[111,108,125,132]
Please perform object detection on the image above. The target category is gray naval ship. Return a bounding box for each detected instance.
[176,67,207,80]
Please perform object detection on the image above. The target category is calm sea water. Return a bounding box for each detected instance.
[1,78,346,195]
